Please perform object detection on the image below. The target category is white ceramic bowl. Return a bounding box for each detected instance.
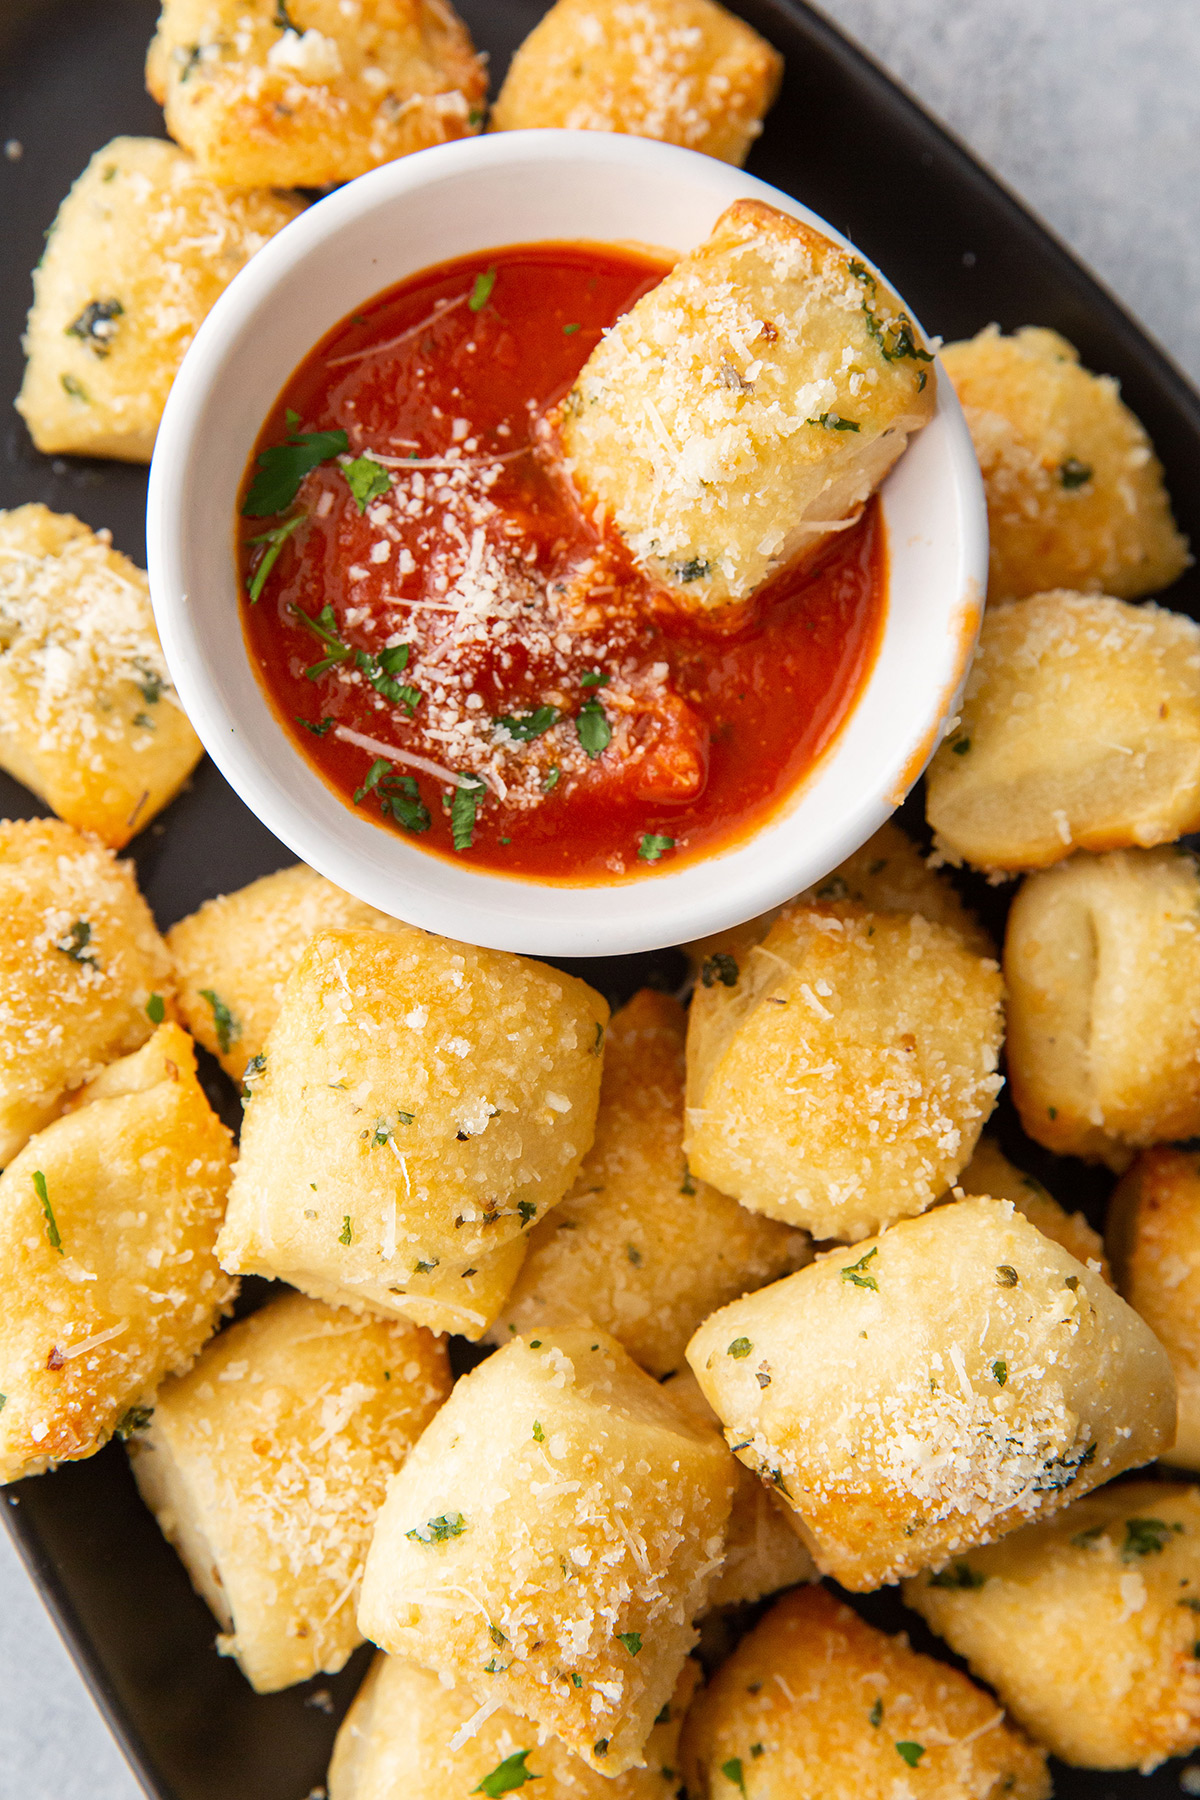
[147,129,986,958]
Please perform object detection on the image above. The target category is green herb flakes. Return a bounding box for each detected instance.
[995,1265,1019,1288]
[451,776,487,850]
[532,1421,545,1442]
[1072,1525,1105,1549]
[338,1216,354,1245]
[489,1623,507,1645]
[33,1170,62,1254]
[544,765,561,792]
[992,1359,1008,1386]
[407,1511,466,1543]
[638,833,675,863]
[896,1742,925,1767]
[517,1201,537,1225]
[617,1631,642,1656]
[200,989,240,1055]
[701,953,739,988]
[676,557,712,583]
[580,670,610,688]
[841,1246,879,1290]
[472,1748,537,1795]
[245,513,304,602]
[116,1405,153,1439]
[244,424,349,517]
[241,1052,267,1101]
[343,454,391,512]
[951,736,971,756]
[469,268,497,313]
[722,1757,747,1796]
[56,919,98,968]
[297,715,333,737]
[626,1243,643,1266]
[1123,1517,1181,1560]
[563,322,581,335]
[594,1740,609,1759]
[680,1164,696,1196]
[146,993,165,1025]
[727,1337,752,1359]
[61,373,89,403]
[929,1560,985,1589]
[497,705,558,741]
[807,411,860,431]
[571,1673,583,1689]
[66,298,123,355]
[576,697,612,758]
[1059,457,1093,489]
[869,1698,883,1727]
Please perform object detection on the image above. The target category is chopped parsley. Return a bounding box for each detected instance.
[626,1243,642,1266]
[245,513,304,602]
[1123,1517,1181,1560]
[1072,1525,1106,1549]
[722,1757,747,1795]
[841,1245,879,1290]
[297,715,333,737]
[862,298,934,368]
[617,1631,642,1656]
[115,1405,153,1439]
[751,1744,764,1759]
[544,765,561,792]
[638,833,675,863]
[355,644,420,712]
[497,705,558,741]
[342,454,392,512]
[451,775,487,850]
[995,1265,1019,1287]
[580,670,610,688]
[354,760,431,832]
[807,411,860,431]
[896,1742,925,1767]
[593,1741,609,1759]
[701,953,740,988]
[241,1052,267,1101]
[293,601,351,679]
[517,1201,537,1225]
[489,1623,507,1645]
[472,1748,537,1795]
[61,373,89,402]
[469,268,497,312]
[146,993,165,1024]
[951,736,971,756]
[680,1164,696,1196]
[56,919,98,968]
[869,1698,884,1727]
[928,1560,985,1589]
[1033,1441,1096,1494]
[532,1420,545,1442]
[992,1358,1008,1386]
[727,1337,752,1359]
[1059,457,1093,489]
[33,1170,62,1254]
[407,1511,466,1543]
[199,989,240,1056]
[66,298,123,355]
[571,1673,582,1688]
[339,1216,353,1245]
[243,423,349,516]
[576,697,612,758]
[563,322,581,335]
[676,557,712,583]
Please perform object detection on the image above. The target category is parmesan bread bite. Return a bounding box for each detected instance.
[488,989,809,1377]
[0,1024,235,1485]
[146,0,486,189]
[0,506,202,846]
[0,818,173,1167]
[903,1480,1200,1770]
[558,199,935,609]
[328,1652,699,1800]
[686,1196,1174,1590]
[1004,847,1200,1162]
[16,138,303,462]
[927,590,1200,871]
[684,902,1004,1240]
[941,324,1188,602]
[167,863,407,1082]
[130,1289,448,1692]
[661,1368,815,1607]
[679,1584,1051,1800]
[491,0,781,167]
[218,927,606,1337]
[357,1329,734,1775]
[958,1136,1111,1281]
[1108,1148,1200,1469]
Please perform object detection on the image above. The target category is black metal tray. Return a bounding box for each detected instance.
[3,3,1199,1796]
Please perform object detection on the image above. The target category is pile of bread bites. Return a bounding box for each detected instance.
[9,5,1200,1800]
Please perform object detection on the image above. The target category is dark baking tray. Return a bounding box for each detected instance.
[3,3,1199,1796]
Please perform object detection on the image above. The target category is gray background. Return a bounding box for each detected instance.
[3,1,1199,1795]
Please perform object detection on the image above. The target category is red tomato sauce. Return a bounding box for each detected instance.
[238,243,887,882]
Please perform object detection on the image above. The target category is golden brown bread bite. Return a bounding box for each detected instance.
[146,0,486,189]
[218,926,606,1337]
[328,1652,699,1800]
[0,506,202,846]
[686,1195,1175,1590]
[958,1135,1111,1281]
[903,1479,1200,1771]
[927,590,1200,870]
[490,0,781,166]
[1004,847,1200,1162]
[0,1024,235,1484]
[488,989,809,1376]
[679,1584,1051,1800]
[130,1289,448,1692]
[16,138,303,462]
[0,818,173,1167]
[559,199,935,609]
[167,863,408,1083]
[1108,1148,1200,1470]
[661,1367,815,1606]
[357,1328,734,1776]
[941,324,1188,601]
[684,901,1003,1240]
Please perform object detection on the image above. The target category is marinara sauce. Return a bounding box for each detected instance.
[238,243,886,881]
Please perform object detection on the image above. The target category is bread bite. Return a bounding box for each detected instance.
[357,1328,734,1775]
[0,818,173,1167]
[941,324,1188,601]
[491,0,781,167]
[488,989,809,1377]
[0,1024,235,1484]
[927,590,1200,870]
[0,506,202,845]
[684,901,1003,1240]
[218,926,606,1337]
[558,200,935,609]
[167,863,407,1082]
[16,138,303,462]
[680,1584,1050,1800]
[686,1196,1174,1590]
[130,1289,448,1692]
[328,1652,699,1800]
[958,1136,1111,1279]
[1108,1148,1200,1469]
[1004,847,1200,1162]
[146,0,486,189]
[903,1479,1200,1770]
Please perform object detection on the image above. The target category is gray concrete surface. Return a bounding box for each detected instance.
[4,3,1200,1797]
